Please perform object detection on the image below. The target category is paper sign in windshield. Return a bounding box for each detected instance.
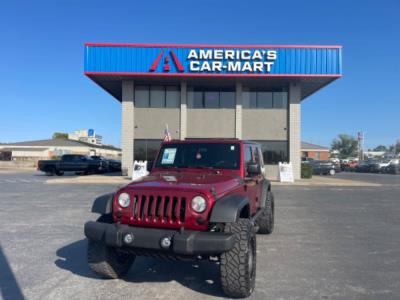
[161,148,177,164]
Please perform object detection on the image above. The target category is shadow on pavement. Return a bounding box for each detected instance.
[0,244,25,300]
[55,239,225,298]
[35,171,122,177]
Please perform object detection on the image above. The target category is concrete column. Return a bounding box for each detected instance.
[180,81,187,140]
[289,82,301,180]
[121,81,134,177]
[235,82,243,139]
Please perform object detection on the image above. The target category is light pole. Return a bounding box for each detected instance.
[358,131,365,161]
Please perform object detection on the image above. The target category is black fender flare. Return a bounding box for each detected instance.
[209,194,250,223]
[91,193,114,214]
[260,179,271,208]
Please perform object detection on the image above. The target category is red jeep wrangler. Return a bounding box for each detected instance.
[84,139,275,298]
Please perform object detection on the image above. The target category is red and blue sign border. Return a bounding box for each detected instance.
[84,43,342,78]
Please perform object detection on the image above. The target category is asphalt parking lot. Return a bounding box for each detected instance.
[1,171,399,300]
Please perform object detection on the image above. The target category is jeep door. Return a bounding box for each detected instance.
[243,144,261,214]
[254,145,267,209]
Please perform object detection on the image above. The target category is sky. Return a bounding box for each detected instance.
[1,0,399,149]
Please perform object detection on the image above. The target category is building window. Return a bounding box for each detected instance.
[134,139,163,162]
[192,91,203,108]
[166,86,180,108]
[254,141,288,164]
[242,89,288,109]
[135,85,150,107]
[135,85,180,108]
[273,92,288,108]
[150,85,165,108]
[204,91,219,108]
[188,88,235,108]
[220,91,235,108]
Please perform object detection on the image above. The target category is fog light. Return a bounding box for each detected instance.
[124,233,134,244]
[160,237,171,249]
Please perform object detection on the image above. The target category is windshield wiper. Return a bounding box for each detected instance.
[159,165,180,170]
[187,165,215,170]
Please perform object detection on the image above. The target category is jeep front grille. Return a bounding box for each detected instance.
[131,194,187,225]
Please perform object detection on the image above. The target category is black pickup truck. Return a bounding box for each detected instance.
[37,154,103,176]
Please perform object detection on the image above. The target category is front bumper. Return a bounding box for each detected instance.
[84,221,235,256]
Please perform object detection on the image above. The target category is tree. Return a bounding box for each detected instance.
[52,132,68,139]
[373,145,387,152]
[388,142,400,154]
[331,134,358,159]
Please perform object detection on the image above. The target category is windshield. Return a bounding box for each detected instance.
[155,143,240,170]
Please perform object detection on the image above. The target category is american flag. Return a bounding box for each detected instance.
[163,124,172,142]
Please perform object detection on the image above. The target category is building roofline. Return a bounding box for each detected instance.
[84,42,342,49]
[301,141,330,151]
[2,138,121,151]
[85,71,342,79]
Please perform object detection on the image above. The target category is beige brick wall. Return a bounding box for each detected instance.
[118,79,300,181]
[180,81,187,140]
[121,81,134,176]
[235,82,242,139]
[242,109,288,140]
[187,109,235,138]
[289,83,301,179]
[134,108,180,139]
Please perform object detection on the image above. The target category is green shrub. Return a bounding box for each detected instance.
[301,163,313,179]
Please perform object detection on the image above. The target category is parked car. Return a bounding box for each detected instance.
[384,161,400,174]
[355,160,371,173]
[90,156,121,172]
[369,159,392,173]
[84,139,274,298]
[330,157,340,164]
[310,160,336,175]
[302,157,314,163]
[107,159,122,172]
[37,154,101,176]
[340,161,357,172]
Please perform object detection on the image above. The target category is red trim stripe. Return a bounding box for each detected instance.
[84,71,341,78]
[149,49,164,71]
[84,42,342,49]
[169,50,184,72]
[163,56,170,72]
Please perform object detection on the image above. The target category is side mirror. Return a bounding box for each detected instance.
[247,163,261,176]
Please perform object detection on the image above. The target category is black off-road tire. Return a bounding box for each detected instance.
[220,219,256,298]
[257,191,274,234]
[87,214,135,279]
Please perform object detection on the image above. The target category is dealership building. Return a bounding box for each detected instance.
[84,43,342,179]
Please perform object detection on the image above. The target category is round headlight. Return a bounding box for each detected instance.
[191,196,207,213]
[118,192,130,208]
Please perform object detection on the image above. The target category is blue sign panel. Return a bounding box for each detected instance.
[84,43,342,76]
